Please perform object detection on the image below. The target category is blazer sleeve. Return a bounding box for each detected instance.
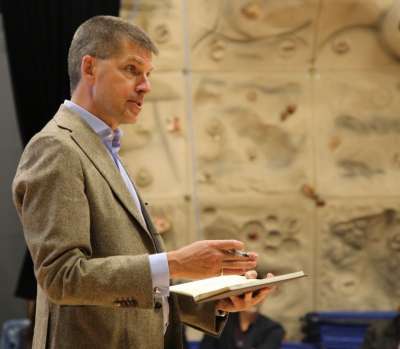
[12,134,155,309]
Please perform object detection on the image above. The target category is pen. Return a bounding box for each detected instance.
[221,249,251,275]
[227,249,250,257]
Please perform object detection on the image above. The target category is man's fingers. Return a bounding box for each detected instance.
[244,291,252,304]
[244,270,257,279]
[251,287,271,304]
[230,294,245,308]
[217,287,272,311]
[208,239,244,251]
[216,298,235,312]
[221,251,258,261]
[219,268,247,276]
[221,261,257,269]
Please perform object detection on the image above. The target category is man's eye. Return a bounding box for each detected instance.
[126,65,139,75]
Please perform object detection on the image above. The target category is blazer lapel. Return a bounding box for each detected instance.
[117,162,164,252]
[137,195,165,252]
[54,106,151,236]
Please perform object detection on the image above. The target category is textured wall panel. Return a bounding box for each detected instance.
[120,0,184,70]
[146,196,195,251]
[317,199,400,310]
[120,0,400,340]
[188,0,319,71]
[315,0,398,69]
[192,72,314,195]
[199,195,314,339]
[120,72,189,197]
[314,69,400,196]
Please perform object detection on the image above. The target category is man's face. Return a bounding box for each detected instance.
[89,39,153,129]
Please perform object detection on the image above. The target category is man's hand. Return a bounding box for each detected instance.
[215,271,274,313]
[167,240,257,280]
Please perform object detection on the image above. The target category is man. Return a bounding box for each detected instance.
[12,16,271,349]
[361,311,400,349]
[199,300,285,349]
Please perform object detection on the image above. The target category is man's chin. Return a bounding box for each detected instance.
[124,111,140,124]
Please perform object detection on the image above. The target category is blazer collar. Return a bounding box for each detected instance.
[53,105,151,235]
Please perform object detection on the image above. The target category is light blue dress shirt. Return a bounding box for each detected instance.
[64,100,170,332]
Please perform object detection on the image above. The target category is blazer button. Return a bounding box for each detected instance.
[154,301,162,309]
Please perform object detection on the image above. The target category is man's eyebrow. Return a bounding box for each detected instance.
[126,56,154,71]
[127,55,144,64]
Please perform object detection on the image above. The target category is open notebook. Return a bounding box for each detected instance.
[170,270,306,303]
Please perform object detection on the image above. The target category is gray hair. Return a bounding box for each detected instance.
[68,15,158,94]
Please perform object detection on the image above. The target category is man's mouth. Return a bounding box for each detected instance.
[129,100,143,110]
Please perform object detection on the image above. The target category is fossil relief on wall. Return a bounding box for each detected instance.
[120,73,189,197]
[318,201,400,310]
[188,0,318,71]
[119,0,400,340]
[147,197,194,251]
[120,0,184,70]
[193,74,313,195]
[200,196,314,339]
[315,0,400,69]
[315,70,400,196]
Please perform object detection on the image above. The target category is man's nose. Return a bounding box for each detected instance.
[136,75,151,93]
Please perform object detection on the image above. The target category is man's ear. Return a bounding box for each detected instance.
[81,55,96,84]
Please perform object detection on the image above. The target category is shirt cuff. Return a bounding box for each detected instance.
[148,253,170,297]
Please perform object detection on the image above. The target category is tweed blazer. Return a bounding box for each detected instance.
[13,105,225,349]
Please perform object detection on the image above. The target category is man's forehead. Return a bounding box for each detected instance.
[120,41,154,70]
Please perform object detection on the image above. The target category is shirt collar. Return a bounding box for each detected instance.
[63,100,122,154]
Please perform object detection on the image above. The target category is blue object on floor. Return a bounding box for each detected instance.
[187,341,199,349]
[302,311,399,349]
[282,342,316,349]
[188,340,315,349]
[0,319,30,349]
[320,323,367,349]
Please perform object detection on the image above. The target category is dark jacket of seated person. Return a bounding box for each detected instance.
[199,311,285,349]
[361,313,400,349]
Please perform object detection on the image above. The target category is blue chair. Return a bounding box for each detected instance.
[282,342,316,349]
[0,319,31,349]
[302,311,399,349]
[188,340,315,349]
[187,341,200,349]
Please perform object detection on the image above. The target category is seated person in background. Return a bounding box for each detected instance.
[361,308,400,349]
[199,302,285,349]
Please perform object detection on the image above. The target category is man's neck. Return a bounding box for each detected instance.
[70,95,118,130]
